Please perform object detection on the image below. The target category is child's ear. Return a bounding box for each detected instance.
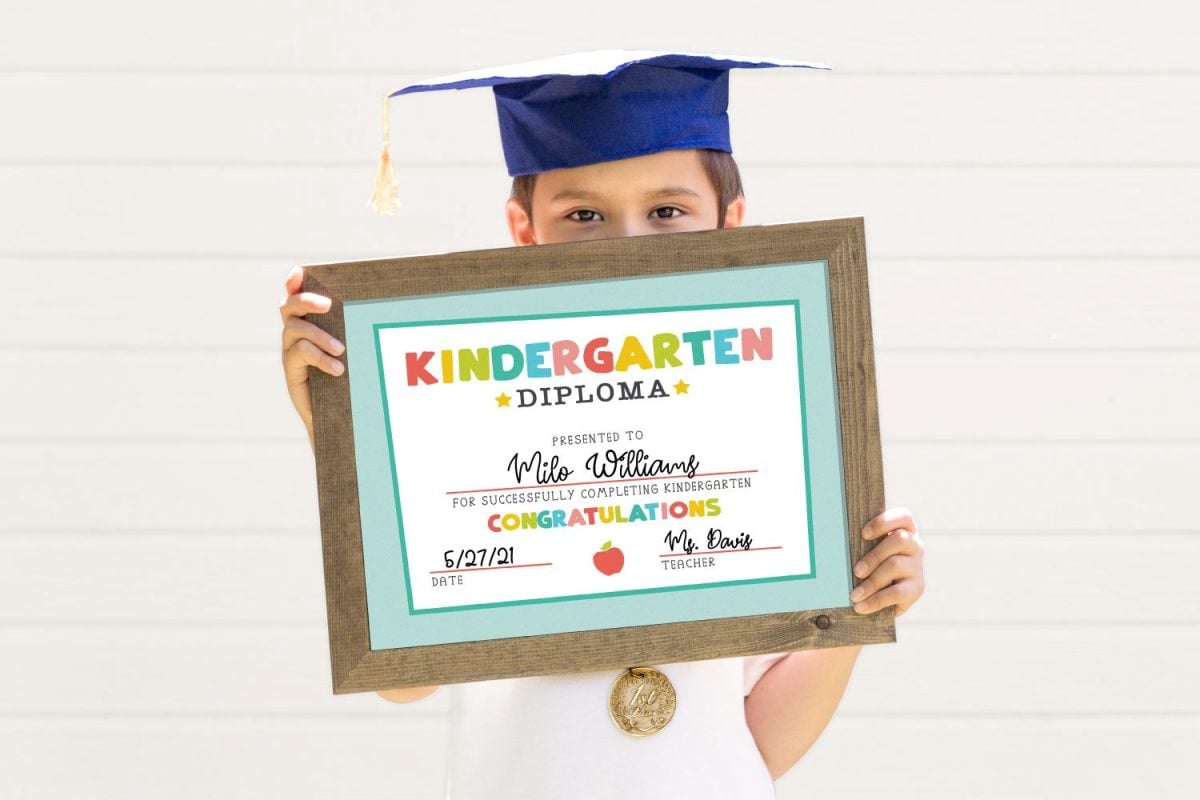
[505,197,537,246]
[722,195,746,229]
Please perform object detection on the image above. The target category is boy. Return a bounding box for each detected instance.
[279,51,925,798]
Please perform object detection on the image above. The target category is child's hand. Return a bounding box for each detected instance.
[279,266,346,447]
[849,506,925,617]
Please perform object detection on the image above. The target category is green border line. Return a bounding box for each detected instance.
[793,300,818,580]
[372,299,816,615]
[372,323,417,613]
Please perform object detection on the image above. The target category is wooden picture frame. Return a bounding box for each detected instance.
[301,216,892,694]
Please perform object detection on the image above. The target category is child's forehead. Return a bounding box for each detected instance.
[534,150,710,188]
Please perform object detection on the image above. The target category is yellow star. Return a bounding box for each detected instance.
[673,379,690,395]
[495,392,512,407]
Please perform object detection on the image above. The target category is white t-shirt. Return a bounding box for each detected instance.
[443,653,790,799]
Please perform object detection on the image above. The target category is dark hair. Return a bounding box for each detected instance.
[509,148,744,227]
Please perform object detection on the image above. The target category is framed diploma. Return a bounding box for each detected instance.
[302,216,892,694]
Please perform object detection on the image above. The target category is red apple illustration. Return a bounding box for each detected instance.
[593,540,624,576]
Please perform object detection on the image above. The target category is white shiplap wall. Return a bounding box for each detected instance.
[2,1,1198,797]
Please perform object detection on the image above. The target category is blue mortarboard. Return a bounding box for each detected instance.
[369,49,831,214]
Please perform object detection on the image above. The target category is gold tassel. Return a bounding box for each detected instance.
[368,93,400,214]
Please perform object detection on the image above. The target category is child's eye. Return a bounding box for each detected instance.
[567,209,603,222]
[651,206,684,219]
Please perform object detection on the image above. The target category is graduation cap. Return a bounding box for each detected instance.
[368,49,831,214]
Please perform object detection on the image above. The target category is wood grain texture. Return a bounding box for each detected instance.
[301,217,892,693]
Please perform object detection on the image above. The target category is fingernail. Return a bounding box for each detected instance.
[332,360,345,375]
[854,602,867,613]
[331,339,345,354]
[850,587,864,601]
[854,561,867,577]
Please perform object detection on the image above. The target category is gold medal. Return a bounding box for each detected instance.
[608,666,676,736]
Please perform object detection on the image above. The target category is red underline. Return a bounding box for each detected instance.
[430,561,554,575]
[658,546,783,557]
[445,469,758,495]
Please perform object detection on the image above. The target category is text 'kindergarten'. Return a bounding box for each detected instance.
[403,326,775,386]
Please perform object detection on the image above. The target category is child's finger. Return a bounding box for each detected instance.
[849,554,912,606]
[282,316,345,357]
[285,338,345,378]
[279,291,333,322]
[861,506,916,541]
[852,579,913,615]
[852,528,918,578]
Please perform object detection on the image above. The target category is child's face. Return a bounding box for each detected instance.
[505,148,745,246]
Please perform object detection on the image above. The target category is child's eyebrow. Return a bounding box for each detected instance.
[547,186,702,204]
[549,188,607,203]
[646,186,702,200]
